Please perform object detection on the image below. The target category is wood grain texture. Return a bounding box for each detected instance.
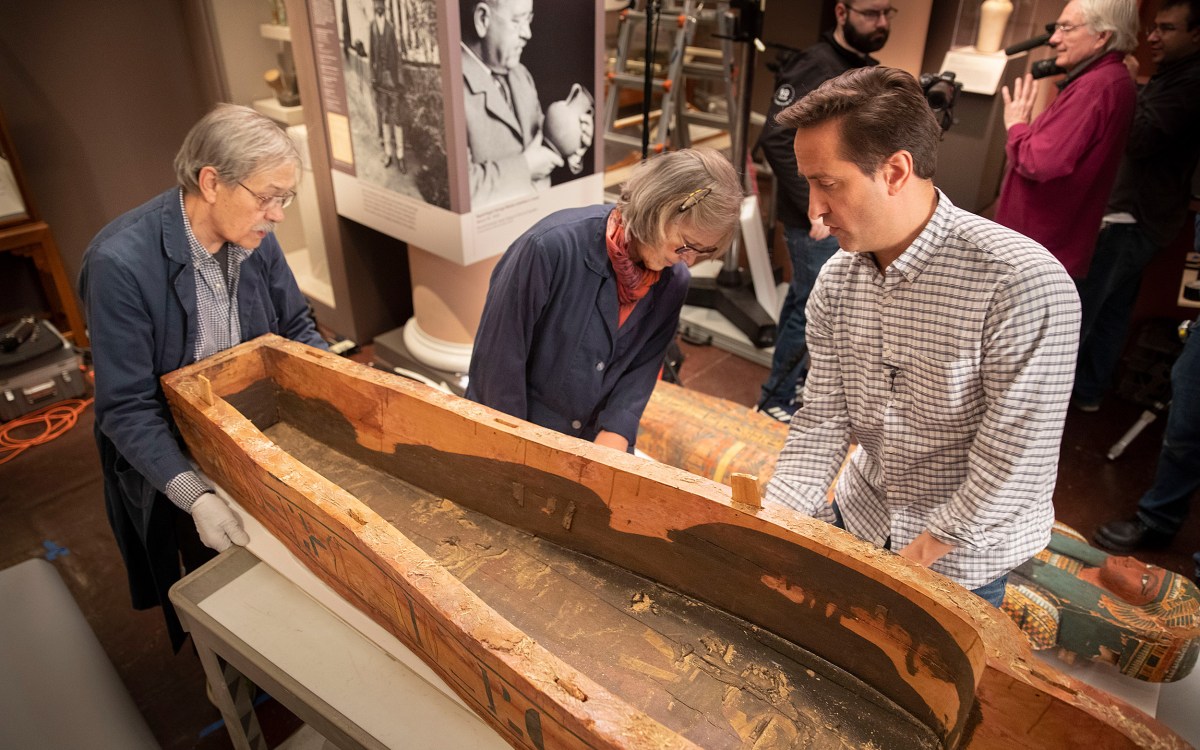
[269,421,938,749]
[161,335,1190,750]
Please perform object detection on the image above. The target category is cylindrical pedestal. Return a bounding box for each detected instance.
[976,0,1014,54]
[401,246,499,373]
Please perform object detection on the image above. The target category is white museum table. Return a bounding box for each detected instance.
[169,483,509,750]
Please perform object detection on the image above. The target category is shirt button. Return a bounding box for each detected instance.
[882,347,894,359]
[886,445,897,454]
[571,420,582,430]
[595,361,605,371]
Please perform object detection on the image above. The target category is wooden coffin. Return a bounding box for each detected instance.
[1003,522,1200,683]
[162,335,1187,750]
[638,381,788,487]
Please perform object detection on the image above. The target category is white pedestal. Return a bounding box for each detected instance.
[402,317,473,374]
[942,46,1017,95]
[253,97,305,127]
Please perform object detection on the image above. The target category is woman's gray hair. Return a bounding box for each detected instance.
[1080,0,1140,53]
[616,148,744,251]
[174,103,302,193]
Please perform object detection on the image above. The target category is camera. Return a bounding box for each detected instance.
[919,71,962,132]
[1031,58,1067,80]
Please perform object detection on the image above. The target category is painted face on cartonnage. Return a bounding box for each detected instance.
[636,221,725,273]
[214,163,297,251]
[481,0,533,72]
[794,119,890,255]
[1148,5,1200,65]
[840,0,893,54]
[1050,0,1108,71]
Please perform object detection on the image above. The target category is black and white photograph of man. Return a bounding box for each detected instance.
[459,0,596,210]
[337,0,451,208]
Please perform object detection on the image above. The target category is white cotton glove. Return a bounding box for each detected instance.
[190,492,250,551]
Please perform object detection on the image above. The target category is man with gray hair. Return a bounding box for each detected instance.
[995,0,1138,278]
[78,103,327,650]
[460,0,592,207]
[764,67,1080,606]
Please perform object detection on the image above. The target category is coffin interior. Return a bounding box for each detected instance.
[223,379,943,749]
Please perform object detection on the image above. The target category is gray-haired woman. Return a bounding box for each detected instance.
[466,147,743,452]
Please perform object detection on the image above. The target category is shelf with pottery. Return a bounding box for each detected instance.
[254,23,304,125]
[260,22,291,42]
[251,21,329,307]
[941,0,1024,95]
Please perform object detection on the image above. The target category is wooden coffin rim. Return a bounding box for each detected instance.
[162,335,1187,750]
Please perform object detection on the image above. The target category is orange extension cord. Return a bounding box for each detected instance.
[0,367,94,466]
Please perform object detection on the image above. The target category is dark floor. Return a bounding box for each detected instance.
[1,338,1197,749]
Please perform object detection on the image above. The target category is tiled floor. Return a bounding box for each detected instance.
[0,337,1196,749]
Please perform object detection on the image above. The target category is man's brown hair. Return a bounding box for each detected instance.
[777,66,940,179]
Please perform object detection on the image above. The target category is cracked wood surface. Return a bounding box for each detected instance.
[267,420,937,750]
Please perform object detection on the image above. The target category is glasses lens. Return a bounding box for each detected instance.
[850,7,897,20]
[677,243,717,258]
[279,193,295,209]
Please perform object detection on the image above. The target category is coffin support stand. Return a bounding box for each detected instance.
[170,525,507,750]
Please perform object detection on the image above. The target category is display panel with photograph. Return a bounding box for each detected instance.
[458,0,598,211]
[308,0,602,265]
[326,0,451,208]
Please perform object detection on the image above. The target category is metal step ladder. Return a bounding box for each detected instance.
[603,1,739,158]
[671,2,738,149]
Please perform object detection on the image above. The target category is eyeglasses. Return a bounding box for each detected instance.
[845,5,899,22]
[237,181,295,210]
[1147,22,1180,35]
[674,241,721,260]
[497,11,534,30]
[1051,22,1087,34]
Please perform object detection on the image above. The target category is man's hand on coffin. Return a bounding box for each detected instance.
[897,529,954,567]
[190,493,250,551]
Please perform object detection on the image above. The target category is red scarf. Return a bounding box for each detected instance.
[606,209,660,327]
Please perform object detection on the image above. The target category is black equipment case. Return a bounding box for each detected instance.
[0,318,86,422]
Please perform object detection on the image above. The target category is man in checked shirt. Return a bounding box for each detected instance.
[763,67,1080,606]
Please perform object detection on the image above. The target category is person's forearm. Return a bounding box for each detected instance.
[897,530,954,567]
[594,430,629,452]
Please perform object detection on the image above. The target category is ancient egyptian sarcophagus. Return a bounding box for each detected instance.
[162,334,1187,749]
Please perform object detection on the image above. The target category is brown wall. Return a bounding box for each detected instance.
[0,0,210,299]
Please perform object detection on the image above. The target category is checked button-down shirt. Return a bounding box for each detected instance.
[765,190,1080,588]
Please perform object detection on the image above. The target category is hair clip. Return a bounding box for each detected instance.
[679,187,712,212]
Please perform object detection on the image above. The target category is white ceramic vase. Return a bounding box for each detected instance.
[976,0,1015,53]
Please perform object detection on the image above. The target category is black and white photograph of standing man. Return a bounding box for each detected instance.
[338,0,451,207]
[459,0,596,210]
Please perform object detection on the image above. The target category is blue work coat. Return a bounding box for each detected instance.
[467,205,688,447]
[78,187,326,648]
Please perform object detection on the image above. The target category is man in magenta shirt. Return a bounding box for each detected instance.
[994,0,1138,279]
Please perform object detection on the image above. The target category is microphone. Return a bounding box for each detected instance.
[1004,33,1050,55]
[1004,23,1057,56]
